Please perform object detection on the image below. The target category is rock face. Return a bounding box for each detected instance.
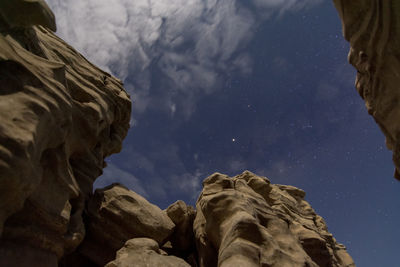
[0,1,131,265]
[0,0,56,31]
[59,172,353,267]
[105,238,191,267]
[165,200,196,256]
[78,184,175,266]
[333,0,400,180]
[194,171,354,267]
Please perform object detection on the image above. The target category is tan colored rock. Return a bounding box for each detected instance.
[79,184,175,266]
[0,0,56,31]
[0,0,131,265]
[333,0,400,180]
[165,200,196,255]
[194,171,355,267]
[105,238,191,267]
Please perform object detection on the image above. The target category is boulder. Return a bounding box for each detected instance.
[105,238,191,267]
[79,184,175,265]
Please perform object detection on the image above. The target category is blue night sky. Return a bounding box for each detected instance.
[48,0,400,266]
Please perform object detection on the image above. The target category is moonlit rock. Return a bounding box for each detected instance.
[333,0,400,180]
[194,171,355,267]
[0,0,131,265]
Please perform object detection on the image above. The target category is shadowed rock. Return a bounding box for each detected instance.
[78,184,175,266]
[0,1,131,265]
[165,200,196,255]
[333,0,400,180]
[0,0,56,31]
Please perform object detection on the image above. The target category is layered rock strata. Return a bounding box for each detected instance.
[333,0,400,179]
[0,0,131,265]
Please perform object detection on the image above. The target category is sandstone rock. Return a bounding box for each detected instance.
[0,0,131,265]
[194,171,355,267]
[165,200,196,255]
[333,0,400,180]
[79,184,175,266]
[0,0,56,31]
[105,238,191,267]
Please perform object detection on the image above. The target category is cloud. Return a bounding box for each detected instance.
[252,0,323,17]
[169,170,203,201]
[95,163,148,197]
[47,0,322,118]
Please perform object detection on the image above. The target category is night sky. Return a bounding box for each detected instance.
[47,0,400,266]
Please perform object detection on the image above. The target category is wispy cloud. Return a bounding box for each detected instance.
[95,163,148,197]
[47,0,322,118]
[253,0,322,17]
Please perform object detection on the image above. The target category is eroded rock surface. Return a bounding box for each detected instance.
[105,238,191,267]
[0,1,131,265]
[333,0,400,180]
[194,171,355,267]
[165,200,196,256]
[78,184,175,266]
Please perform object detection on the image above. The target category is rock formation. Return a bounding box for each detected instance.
[194,171,354,267]
[333,0,400,180]
[60,172,354,267]
[78,184,175,266]
[0,1,355,266]
[105,238,191,267]
[0,0,131,265]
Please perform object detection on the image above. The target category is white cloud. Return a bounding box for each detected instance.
[47,0,322,118]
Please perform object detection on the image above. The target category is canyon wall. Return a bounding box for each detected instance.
[333,0,400,180]
[0,0,131,265]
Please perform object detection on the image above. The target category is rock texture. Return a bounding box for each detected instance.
[59,172,353,267]
[0,0,56,31]
[0,1,131,265]
[165,200,196,256]
[78,184,175,266]
[194,171,354,267]
[105,238,191,267]
[333,0,400,180]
